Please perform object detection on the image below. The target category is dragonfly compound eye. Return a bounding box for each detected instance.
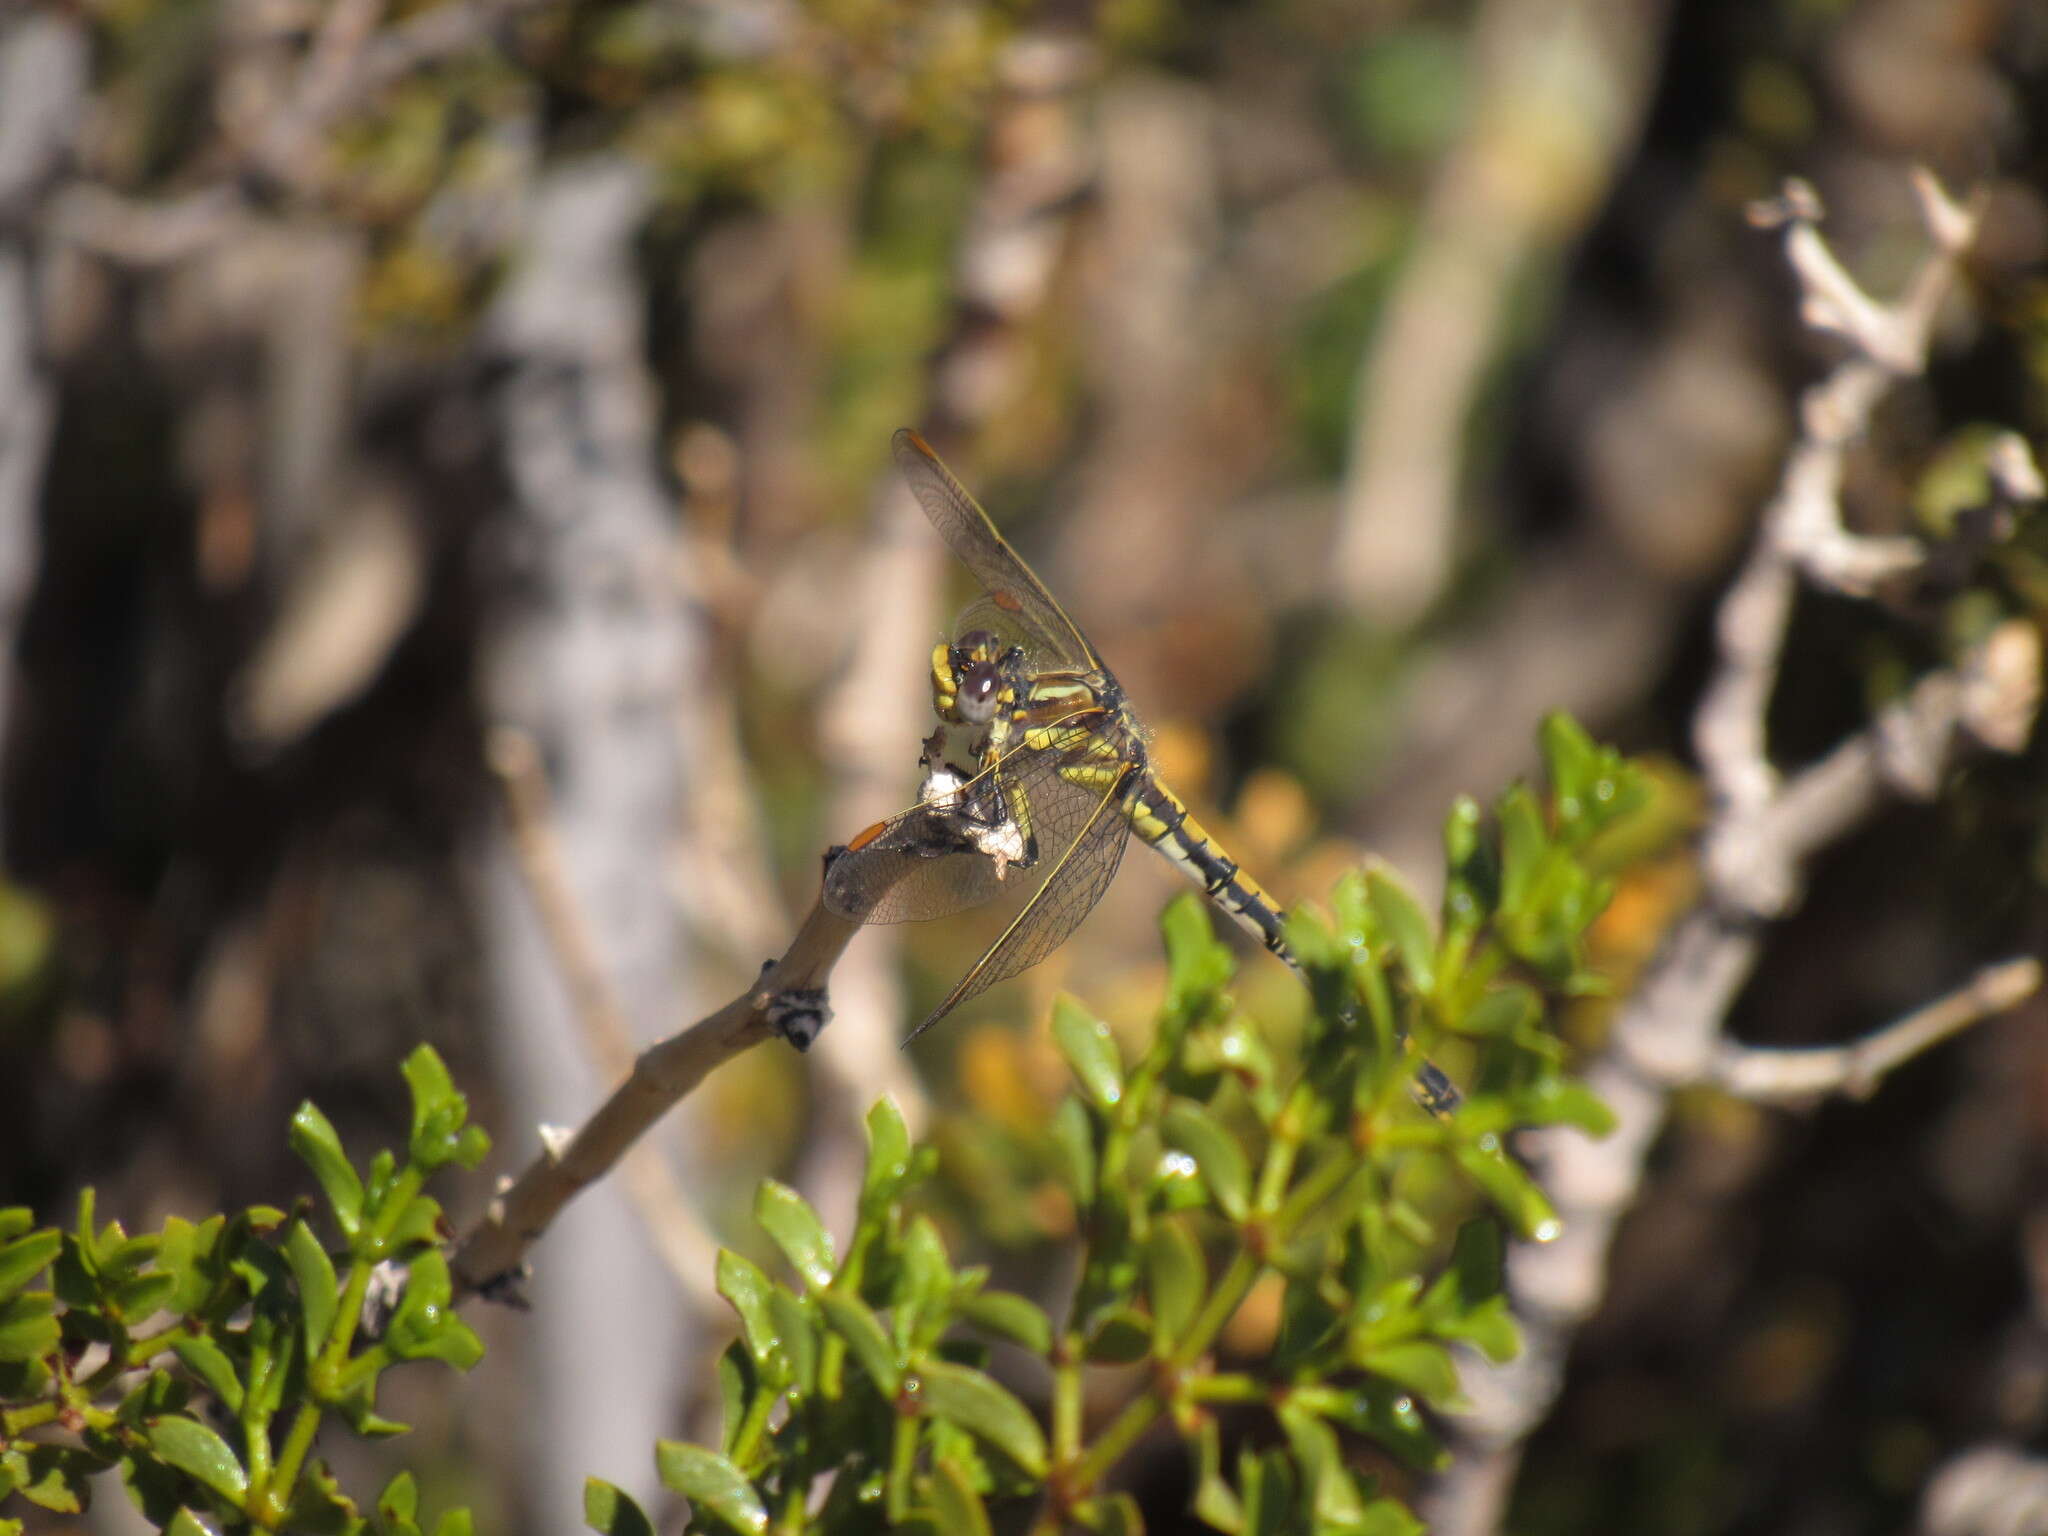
[957,660,1003,723]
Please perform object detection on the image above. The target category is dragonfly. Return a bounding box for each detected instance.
[824,429,1458,1116]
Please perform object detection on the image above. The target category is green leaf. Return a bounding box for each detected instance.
[1495,786,1547,916]
[147,1416,249,1502]
[0,1354,52,1399]
[1053,997,1125,1110]
[583,1478,657,1536]
[1050,1097,1097,1204]
[1456,984,1540,1038]
[769,1288,817,1396]
[1539,713,1599,818]
[755,1181,835,1290]
[818,1291,900,1396]
[1162,894,1234,1019]
[955,1289,1052,1354]
[1161,1099,1250,1221]
[1311,1382,1447,1471]
[1193,1416,1243,1532]
[717,1250,778,1364]
[379,1470,420,1523]
[285,1220,340,1356]
[1366,867,1437,996]
[0,1209,30,1243]
[893,1216,955,1352]
[165,1511,216,1536]
[402,1046,472,1170]
[280,1455,366,1534]
[170,1337,244,1413]
[1355,1339,1462,1409]
[1278,1400,1365,1529]
[1075,1491,1146,1534]
[1145,1219,1204,1345]
[387,1251,484,1369]
[1085,1307,1153,1364]
[715,1344,754,1457]
[1454,1140,1561,1243]
[1513,1077,1617,1136]
[860,1097,914,1210]
[289,1103,364,1239]
[654,1442,768,1535]
[158,1215,224,1316]
[337,1380,410,1438]
[923,1457,993,1536]
[0,1292,59,1362]
[2,1443,98,1513]
[0,1230,59,1302]
[111,1270,178,1322]
[384,1192,447,1251]
[915,1359,1047,1476]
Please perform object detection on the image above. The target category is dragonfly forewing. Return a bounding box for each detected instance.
[893,430,1097,672]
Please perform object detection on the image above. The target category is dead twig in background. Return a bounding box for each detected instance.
[1421,170,2040,1536]
[1332,0,1672,627]
[486,727,722,1313]
[1711,958,2042,1104]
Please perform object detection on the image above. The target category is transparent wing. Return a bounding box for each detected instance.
[894,429,1097,672]
[822,712,1115,926]
[904,760,1136,1041]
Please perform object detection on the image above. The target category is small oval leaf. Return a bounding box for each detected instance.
[0,1230,60,1302]
[1366,869,1437,996]
[1161,1100,1249,1221]
[288,1103,363,1238]
[755,1181,835,1290]
[1145,1219,1204,1345]
[169,1338,243,1415]
[923,1456,993,1536]
[914,1359,1047,1477]
[955,1290,1052,1355]
[654,1442,767,1536]
[583,1477,657,1536]
[818,1291,900,1396]
[283,1221,339,1357]
[146,1417,249,1502]
[1053,998,1124,1110]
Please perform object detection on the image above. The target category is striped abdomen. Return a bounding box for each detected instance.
[1125,774,1290,957]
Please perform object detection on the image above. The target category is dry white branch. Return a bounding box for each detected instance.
[1422,170,2033,1536]
[1711,958,2041,1103]
[1695,170,1982,919]
[1921,1445,2048,1536]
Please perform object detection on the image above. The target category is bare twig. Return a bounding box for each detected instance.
[450,892,858,1299]
[1711,958,2042,1103]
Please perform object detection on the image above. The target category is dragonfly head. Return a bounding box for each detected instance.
[948,629,1017,725]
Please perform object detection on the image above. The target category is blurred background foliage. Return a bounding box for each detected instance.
[2,0,2047,1531]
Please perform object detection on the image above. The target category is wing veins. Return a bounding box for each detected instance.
[903,761,1136,1042]
[894,429,1098,671]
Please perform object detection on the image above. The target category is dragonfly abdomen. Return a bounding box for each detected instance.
[1127,775,1289,956]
